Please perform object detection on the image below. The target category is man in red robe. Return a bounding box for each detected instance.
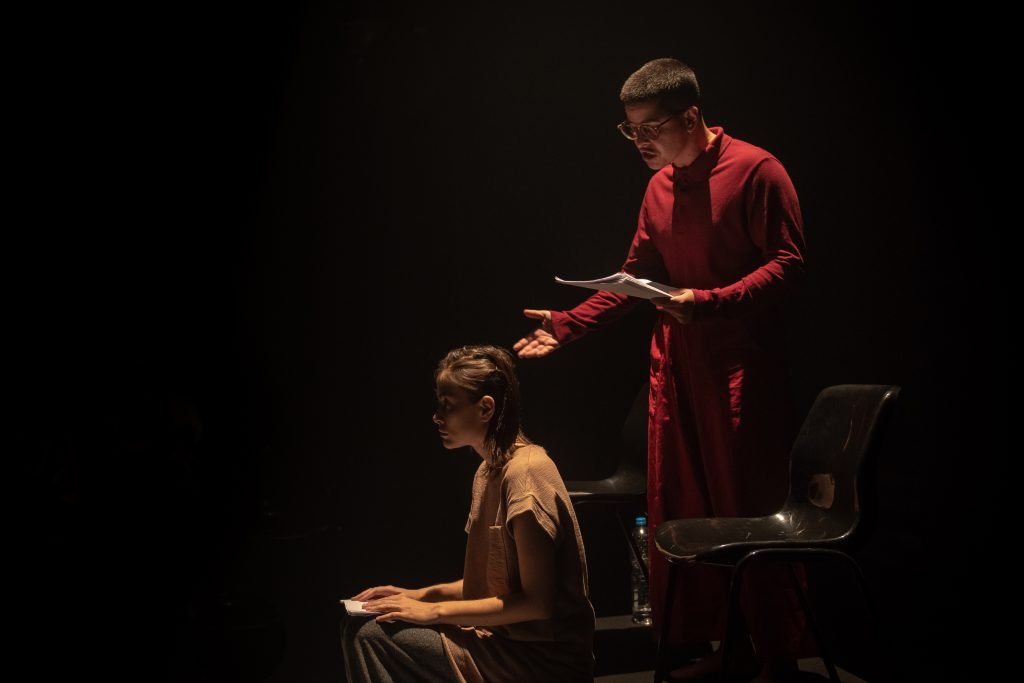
[514,58,808,681]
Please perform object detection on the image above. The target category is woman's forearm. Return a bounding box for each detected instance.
[418,579,463,602]
[434,591,550,627]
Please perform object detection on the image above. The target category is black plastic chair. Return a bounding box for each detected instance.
[565,381,650,584]
[651,384,901,683]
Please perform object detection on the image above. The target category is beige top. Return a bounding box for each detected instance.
[439,444,596,683]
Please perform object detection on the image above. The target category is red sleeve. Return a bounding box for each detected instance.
[690,157,807,320]
[550,198,668,344]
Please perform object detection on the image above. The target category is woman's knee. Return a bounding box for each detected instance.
[388,622,443,653]
[348,618,386,644]
[351,619,443,655]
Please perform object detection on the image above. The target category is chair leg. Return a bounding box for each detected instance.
[845,556,872,620]
[802,550,883,682]
[786,562,841,683]
[652,562,678,683]
[834,551,884,681]
[727,548,878,683]
[719,558,753,682]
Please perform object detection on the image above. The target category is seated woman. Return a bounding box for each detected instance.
[342,345,596,683]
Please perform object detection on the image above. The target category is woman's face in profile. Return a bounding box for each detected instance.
[433,380,489,451]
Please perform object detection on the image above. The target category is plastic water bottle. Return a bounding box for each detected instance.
[631,514,652,625]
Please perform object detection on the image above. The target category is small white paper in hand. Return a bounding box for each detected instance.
[341,599,380,616]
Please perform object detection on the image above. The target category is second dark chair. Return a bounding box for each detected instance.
[565,380,650,584]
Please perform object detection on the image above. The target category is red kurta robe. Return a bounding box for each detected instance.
[550,126,808,656]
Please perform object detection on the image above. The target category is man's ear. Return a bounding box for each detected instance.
[685,105,699,131]
[478,395,496,423]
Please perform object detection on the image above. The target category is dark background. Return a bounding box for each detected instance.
[14,2,1009,681]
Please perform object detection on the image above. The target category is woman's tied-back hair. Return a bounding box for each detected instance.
[620,58,702,116]
[435,345,531,470]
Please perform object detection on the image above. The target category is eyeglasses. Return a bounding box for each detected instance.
[616,112,682,141]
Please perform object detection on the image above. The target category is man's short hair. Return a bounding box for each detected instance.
[620,58,701,115]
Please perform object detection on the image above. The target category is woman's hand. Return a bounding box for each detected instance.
[650,289,696,324]
[350,585,426,602]
[363,594,441,625]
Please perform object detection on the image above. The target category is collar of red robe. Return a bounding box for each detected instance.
[671,125,725,189]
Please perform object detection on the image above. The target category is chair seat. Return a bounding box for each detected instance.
[654,505,856,564]
[566,471,646,501]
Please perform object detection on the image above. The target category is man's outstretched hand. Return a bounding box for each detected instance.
[513,309,561,358]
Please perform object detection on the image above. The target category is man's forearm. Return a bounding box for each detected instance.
[550,291,640,344]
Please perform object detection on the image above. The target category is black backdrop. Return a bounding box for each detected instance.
[14,2,1010,682]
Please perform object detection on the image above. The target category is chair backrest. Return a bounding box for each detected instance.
[785,384,900,545]
[614,380,649,478]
